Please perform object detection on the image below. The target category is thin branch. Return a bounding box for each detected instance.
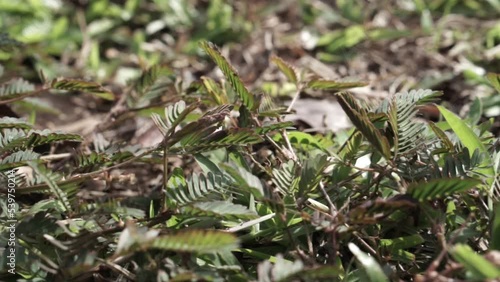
[318,181,337,217]
[0,87,50,105]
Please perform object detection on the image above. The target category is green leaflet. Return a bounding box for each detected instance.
[195,153,223,175]
[254,121,294,135]
[0,32,22,51]
[408,178,481,201]
[379,89,441,157]
[450,244,500,279]
[151,229,239,253]
[164,100,200,133]
[307,79,367,91]
[0,78,35,100]
[50,78,115,100]
[166,172,227,207]
[170,128,263,154]
[132,64,172,96]
[201,76,228,105]
[0,150,39,171]
[182,201,258,220]
[271,55,298,85]
[437,106,487,157]
[221,164,264,197]
[348,243,388,282]
[28,161,72,213]
[165,104,233,148]
[274,131,329,152]
[437,106,494,187]
[258,255,304,282]
[128,64,174,107]
[492,204,500,250]
[486,72,500,93]
[199,41,255,110]
[272,160,296,195]
[380,234,424,251]
[0,117,33,130]
[297,154,329,198]
[429,121,454,152]
[75,151,111,172]
[287,265,344,281]
[336,92,391,159]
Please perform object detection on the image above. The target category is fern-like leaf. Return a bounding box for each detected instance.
[201,76,229,105]
[199,41,255,110]
[129,65,174,107]
[386,90,441,157]
[0,78,35,100]
[0,117,33,130]
[429,121,454,152]
[297,154,329,198]
[0,129,82,155]
[153,100,201,136]
[307,79,367,91]
[28,161,72,213]
[0,150,39,171]
[271,55,298,84]
[182,201,258,220]
[408,177,481,201]
[166,104,232,147]
[272,161,296,195]
[254,121,294,135]
[132,65,173,95]
[74,151,111,172]
[166,172,229,207]
[221,164,265,197]
[172,128,263,154]
[336,92,391,159]
[50,78,114,100]
[150,229,239,253]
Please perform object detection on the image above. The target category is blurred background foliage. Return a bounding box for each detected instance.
[1,0,499,120]
[1,0,498,77]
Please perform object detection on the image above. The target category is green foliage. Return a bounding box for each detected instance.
[0,4,499,280]
[492,204,500,250]
[408,178,481,201]
[1,54,499,280]
[0,78,35,100]
[438,105,495,189]
[349,243,389,282]
[50,78,115,100]
[307,79,367,91]
[271,55,298,85]
[450,244,500,280]
[336,91,391,159]
[199,41,255,110]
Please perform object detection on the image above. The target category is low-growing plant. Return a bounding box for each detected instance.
[1,38,500,281]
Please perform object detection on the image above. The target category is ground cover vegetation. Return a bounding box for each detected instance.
[1,0,500,281]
